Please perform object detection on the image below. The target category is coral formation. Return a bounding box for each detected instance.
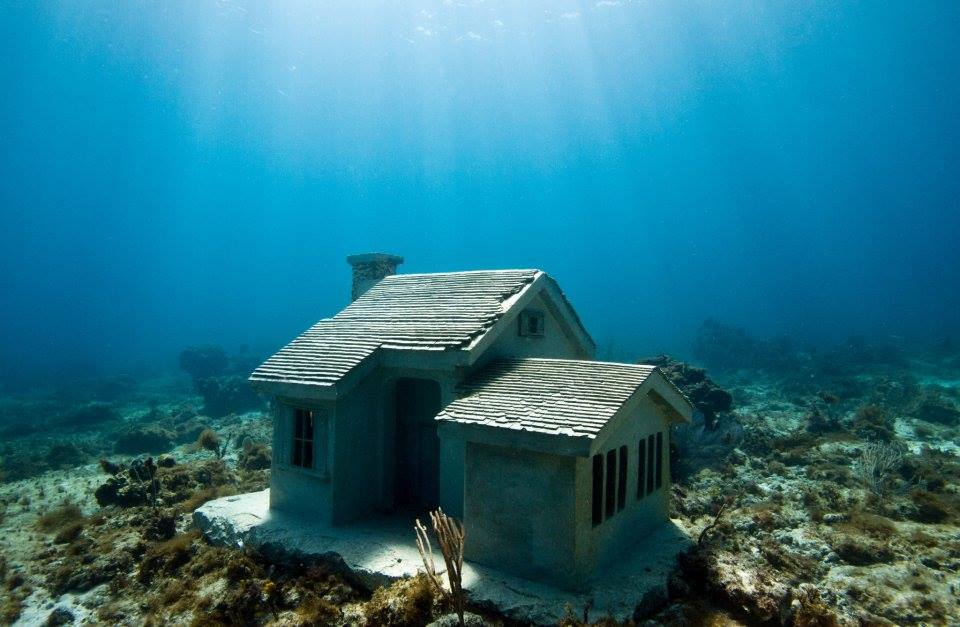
[646,331,960,626]
[197,428,226,458]
[114,425,175,454]
[364,574,438,626]
[59,402,120,428]
[179,345,229,381]
[238,437,271,470]
[642,355,743,480]
[180,345,264,417]
[195,376,263,417]
[692,318,796,374]
[44,441,90,471]
[850,404,896,442]
[912,393,960,426]
[643,354,733,425]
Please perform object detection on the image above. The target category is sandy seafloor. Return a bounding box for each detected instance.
[1,338,959,626]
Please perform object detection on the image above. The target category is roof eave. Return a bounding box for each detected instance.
[643,369,695,424]
[249,378,339,401]
[249,347,382,401]
[437,420,593,457]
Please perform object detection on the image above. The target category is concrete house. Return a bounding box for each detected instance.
[249,253,693,590]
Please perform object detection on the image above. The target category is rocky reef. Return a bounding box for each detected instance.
[1,334,959,625]
[180,345,264,417]
[649,327,960,626]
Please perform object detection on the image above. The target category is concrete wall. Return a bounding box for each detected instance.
[270,364,463,525]
[575,395,671,573]
[329,373,386,524]
[443,290,586,523]
[269,398,335,523]
[463,442,580,589]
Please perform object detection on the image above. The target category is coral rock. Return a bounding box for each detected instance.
[113,426,174,455]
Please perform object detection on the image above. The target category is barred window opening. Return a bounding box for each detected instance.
[655,432,663,489]
[637,439,646,499]
[646,434,655,494]
[292,408,315,469]
[617,445,627,511]
[605,450,616,519]
[591,454,603,526]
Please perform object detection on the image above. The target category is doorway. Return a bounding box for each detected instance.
[393,378,441,512]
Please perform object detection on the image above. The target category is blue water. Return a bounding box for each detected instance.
[1,1,959,382]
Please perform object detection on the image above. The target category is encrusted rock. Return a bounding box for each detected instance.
[43,607,75,626]
[913,395,960,426]
[195,376,262,417]
[642,355,733,426]
[58,402,119,428]
[179,345,229,381]
[427,612,486,627]
[113,425,175,455]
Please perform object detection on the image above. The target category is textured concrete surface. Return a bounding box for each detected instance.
[195,490,692,625]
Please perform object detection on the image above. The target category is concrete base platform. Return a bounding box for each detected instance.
[194,490,692,625]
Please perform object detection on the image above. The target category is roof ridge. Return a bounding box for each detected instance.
[497,357,657,370]
[382,269,541,278]
[251,268,544,389]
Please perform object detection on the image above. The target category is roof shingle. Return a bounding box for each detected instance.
[436,358,659,438]
[250,270,540,387]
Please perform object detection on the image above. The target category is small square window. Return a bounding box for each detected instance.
[518,310,545,337]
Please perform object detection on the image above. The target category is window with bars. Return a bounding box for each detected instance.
[605,450,616,518]
[593,445,631,525]
[591,454,603,526]
[646,434,656,495]
[637,438,646,500]
[655,432,663,489]
[291,408,315,469]
[617,445,627,511]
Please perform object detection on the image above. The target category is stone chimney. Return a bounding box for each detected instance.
[347,253,404,301]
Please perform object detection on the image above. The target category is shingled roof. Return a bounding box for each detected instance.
[437,358,684,439]
[250,270,542,388]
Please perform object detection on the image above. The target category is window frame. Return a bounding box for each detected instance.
[291,408,315,469]
[517,309,546,338]
[284,404,329,479]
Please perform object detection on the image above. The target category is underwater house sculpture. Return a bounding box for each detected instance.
[250,253,693,589]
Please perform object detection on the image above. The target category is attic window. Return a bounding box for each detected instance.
[518,310,545,337]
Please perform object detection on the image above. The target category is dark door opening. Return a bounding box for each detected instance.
[394,378,441,511]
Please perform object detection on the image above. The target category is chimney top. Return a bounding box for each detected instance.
[346,253,404,301]
[346,252,405,266]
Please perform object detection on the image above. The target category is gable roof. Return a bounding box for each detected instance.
[251,269,586,393]
[436,358,693,454]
